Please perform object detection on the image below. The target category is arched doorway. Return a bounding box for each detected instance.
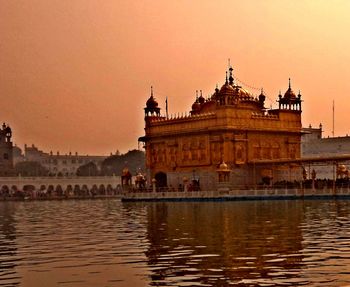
[155,172,167,189]
[99,184,106,195]
[1,185,9,196]
[55,185,63,196]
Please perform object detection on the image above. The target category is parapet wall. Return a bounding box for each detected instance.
[121,187,347,201]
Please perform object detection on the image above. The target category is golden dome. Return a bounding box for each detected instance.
[220,162,227,169]
[220,82,234,94]
[219,161,229,171]
[338,164,347,172]
[234,85,251,98]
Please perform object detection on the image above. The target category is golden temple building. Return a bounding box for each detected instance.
[139,67,302,190]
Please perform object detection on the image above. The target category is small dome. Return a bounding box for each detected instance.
[338,164,347,172]
[259,89,266,102]
[192,100,201,111]
[220,83,234,94]
[198,95,205,104]
[5,126,11,133]
[146,95,158,109]
[219,161,229,170]
[284,87,296,99]
[234,86,251,98]
[284,79,296,99]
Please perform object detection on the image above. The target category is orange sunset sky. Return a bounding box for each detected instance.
[1,1,350,155]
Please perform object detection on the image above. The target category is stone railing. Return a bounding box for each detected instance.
[121,187,350,201]
[0,176,122,190]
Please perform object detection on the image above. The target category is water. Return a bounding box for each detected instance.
[1,199,350,286]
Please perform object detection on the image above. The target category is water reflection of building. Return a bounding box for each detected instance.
[139,67,302,190]
[144,202,304,286]
[0,202,19,285]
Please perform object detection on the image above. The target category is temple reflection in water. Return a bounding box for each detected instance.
[144,201,304,286]
[0,202,20,285]
[1,200,350,286]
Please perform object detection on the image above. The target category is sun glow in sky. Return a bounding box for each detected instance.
[1,0,350,154]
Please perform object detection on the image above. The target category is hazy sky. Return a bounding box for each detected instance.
[1,0,350,155]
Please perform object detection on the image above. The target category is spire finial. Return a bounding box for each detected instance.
[151,86,153,97]
[196,90,198,100]
[225,71,228,84]
[228,63,234,85]
[200,90,202,97]
[288,78,291,89]
[261,88,264,94]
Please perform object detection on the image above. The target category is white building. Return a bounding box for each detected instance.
[302,124,350,179]
[14,144,109,176]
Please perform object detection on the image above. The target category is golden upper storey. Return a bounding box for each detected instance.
[144,66,302,121]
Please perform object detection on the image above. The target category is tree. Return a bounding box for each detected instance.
[15,161,48,176]
[100,150,145,176]
[76,162,98,176]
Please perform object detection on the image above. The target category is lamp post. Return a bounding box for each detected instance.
[183,177,188,192]
[192,169,198,191]
[152,178,156,193]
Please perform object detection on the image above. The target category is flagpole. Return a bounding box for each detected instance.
[166,97,169,119]
[332,100,335,137]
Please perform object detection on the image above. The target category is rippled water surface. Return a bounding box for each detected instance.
[1,199,350,286]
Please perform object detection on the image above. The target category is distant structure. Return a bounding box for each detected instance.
[302,124,350,178]
[0,123,14,176]
[301,124,350,156]
[12,145,25,165]
[139,66,303,190]
[14,144,108,176]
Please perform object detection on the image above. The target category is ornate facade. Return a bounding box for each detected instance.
[139,67,302,190]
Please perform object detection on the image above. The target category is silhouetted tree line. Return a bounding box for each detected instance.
[76,162,99,176]
[14,161,49,176]
[76,149,145,176]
